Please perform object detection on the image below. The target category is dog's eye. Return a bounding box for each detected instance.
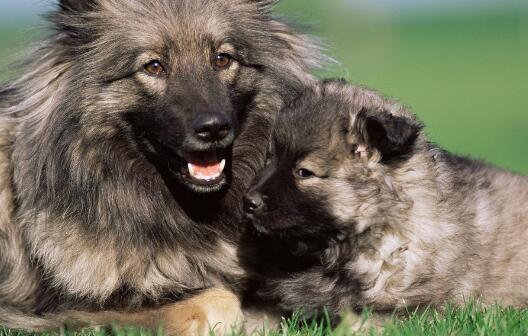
[295,168,315,179]
[214,53,232,68]
[144,60,165,76]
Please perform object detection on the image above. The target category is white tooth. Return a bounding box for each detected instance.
[220,159,226,172]
[188,163,195,177]
[188,165,223,181]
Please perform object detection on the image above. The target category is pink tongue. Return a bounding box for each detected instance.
[191,162,221,176]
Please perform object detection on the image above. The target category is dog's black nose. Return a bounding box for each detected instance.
[244,192,265,215]
[193,112,232,142]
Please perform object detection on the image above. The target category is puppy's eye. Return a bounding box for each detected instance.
[144,60,165,76]
[295,168,315,179]
[214,53,232,68]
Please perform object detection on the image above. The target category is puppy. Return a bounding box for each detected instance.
[243,79,528,322]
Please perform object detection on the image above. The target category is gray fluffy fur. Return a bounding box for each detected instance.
[245,79,528,321]
[0,0,324,330]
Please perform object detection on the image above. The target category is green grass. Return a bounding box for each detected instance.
[3,303,528,335]
[1,3,528,336]
[380,303,528,336]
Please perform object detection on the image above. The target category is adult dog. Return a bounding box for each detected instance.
[0,0,323,333]
[244,79,528,322]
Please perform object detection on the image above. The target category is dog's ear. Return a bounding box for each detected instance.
[351,107,422,162]
[59,0,97,12]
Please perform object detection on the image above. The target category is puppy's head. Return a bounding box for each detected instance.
[244,79,423,238]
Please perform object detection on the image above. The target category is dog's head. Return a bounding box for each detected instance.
[47,0,322,194]
[244,80,423,237]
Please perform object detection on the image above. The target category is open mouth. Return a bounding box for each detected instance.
[178,149,229,193]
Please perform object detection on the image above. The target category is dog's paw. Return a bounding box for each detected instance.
[196,288,244,335]
[162,288,243,336]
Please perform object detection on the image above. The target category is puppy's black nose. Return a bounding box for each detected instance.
[244,192,265,215]
[193,112,232,142]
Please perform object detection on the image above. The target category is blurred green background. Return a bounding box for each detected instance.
[1,0,527,174]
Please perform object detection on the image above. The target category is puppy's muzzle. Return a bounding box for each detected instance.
[243,191,266,217]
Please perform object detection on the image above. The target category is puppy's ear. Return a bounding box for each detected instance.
[59,0,97,12]
[351,107,422,162]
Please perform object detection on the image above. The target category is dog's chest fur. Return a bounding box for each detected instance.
[23,213,245,308]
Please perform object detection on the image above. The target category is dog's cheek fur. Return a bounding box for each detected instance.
[321,163,388,234]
